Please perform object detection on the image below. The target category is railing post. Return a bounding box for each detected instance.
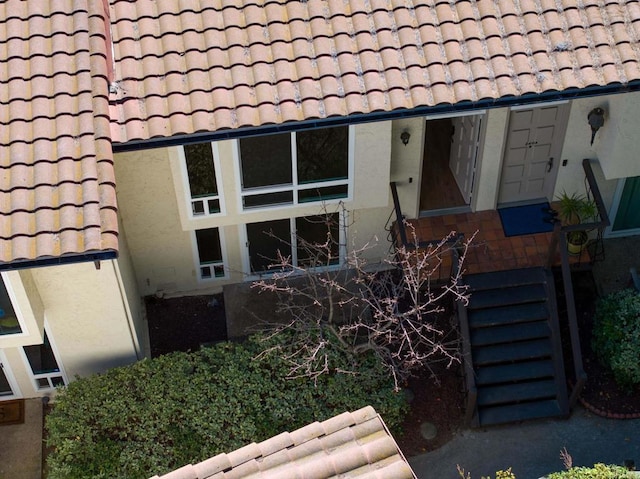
[389,182,409,247]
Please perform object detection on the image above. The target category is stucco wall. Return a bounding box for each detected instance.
[115,122,397,297]
[0,262,139,399]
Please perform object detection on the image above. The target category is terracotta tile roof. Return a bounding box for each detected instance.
[148,406,416,479]
[0,0,118,267]
[110,0,640,143]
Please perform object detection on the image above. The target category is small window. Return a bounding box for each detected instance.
[195,228,226,280]
[238,127,351,209]
[0,277,21,336]
[23,331,66,391]
[184,143,222,216]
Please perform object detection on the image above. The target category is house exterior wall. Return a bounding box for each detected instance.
[115,122,399,297]
[0,261,141,399]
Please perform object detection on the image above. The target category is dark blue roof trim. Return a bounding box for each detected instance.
[0,250,118,271]
[112,81,640,151]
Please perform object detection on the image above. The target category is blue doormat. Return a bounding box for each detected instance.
[498,202,556,237]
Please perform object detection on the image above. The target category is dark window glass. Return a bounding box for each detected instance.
[240,134,292,188]
[0,277,20,335]
[243,191,294,209]
[296,213,340,266]
[184,143,218,197]
[246,219,292,273]
[195,228,223,264]
[24,333,59,375]
[297,127,349,183]
[298,185,348,203]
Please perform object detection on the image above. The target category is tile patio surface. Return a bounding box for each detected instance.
[404,209,588,281]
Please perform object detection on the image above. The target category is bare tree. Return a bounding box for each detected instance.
[252,210,474,390]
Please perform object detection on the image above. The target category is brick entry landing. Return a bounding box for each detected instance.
[405,210,587,278]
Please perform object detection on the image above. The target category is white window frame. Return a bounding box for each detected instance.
[233,126,355,212]
[0,349,22,400]
[178,142,226,219]
[0,272,28,340]
[240,211,348,280]
[19,322,68,393]
[192,227,230,282]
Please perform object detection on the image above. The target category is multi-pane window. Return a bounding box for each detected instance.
[23,331,66,390]
[0,277,20,336]
[183,143,222,216]
[195,228,226,280]
[239,126,350,209]
[246,213,341,274]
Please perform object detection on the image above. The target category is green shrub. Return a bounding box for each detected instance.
[547,463,636,479]
[46,333,407,479]
[592,289,640,387]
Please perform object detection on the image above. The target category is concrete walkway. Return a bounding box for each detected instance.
[0,398,42,479]
[409,406,640,479]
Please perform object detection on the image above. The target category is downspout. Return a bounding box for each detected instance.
[111,259,142,360]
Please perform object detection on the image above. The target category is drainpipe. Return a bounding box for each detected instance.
[111,260,142,360]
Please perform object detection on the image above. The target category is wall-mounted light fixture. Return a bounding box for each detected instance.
[587,107,605,146]
[400,130,411,146]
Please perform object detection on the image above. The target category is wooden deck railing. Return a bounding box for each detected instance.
[546,158,610,408]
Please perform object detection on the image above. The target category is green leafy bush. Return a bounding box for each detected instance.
[547,463,636,479]
[592,289,640,387]
[46,333,407,479]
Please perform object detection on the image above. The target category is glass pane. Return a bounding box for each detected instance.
[195,229,223,264]
[201,266,212,279]
[207,199,220,214]
[298,185,348,203]
[0,365,13,396]
[192,200,205,216]
[184,143,218,197]
[296,213,340,266]
[246,219,292,273]
[24,333,60,375]
[0,277,20,336]
[36,378,50,389]
[240,134,292,188]
[243,191,293,209]
[613,176,640,231]
[297,127,349,183]
[51,376,65,388]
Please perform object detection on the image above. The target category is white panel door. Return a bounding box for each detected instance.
[449,115,481,203]
[499,104,570,204]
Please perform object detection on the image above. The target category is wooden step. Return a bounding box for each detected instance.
[468,302,549,328]
[471,321,550,346]
[476,360,556,386]
[473,339,552,365]
[479,399,565,426]
[464,267,547,292]
[477,379,558,406]
[468,284,548,310]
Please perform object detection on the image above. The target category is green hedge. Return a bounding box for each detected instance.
[592,289,640,387]
[547,464,636,479]
[46,333,407,479]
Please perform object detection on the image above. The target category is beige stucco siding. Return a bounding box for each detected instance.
[115,122,397,297]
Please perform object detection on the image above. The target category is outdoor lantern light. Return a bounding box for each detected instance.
[587,107,605,146]
[400,130,411,146]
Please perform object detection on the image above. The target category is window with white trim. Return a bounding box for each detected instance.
[182,143,223,217]
[245,213,341,274]
[238,126,351,209]
[0,276,21,336]
[195,227,227,280]
[22,331,66,391]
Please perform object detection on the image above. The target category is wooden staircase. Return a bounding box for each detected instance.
[460,267,569,427]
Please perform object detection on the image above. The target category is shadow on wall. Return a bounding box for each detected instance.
[73,353,140,377]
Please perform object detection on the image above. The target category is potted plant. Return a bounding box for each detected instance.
[555,191,598,255]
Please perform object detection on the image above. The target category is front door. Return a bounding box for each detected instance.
[0,351,21,400]
[499,104,570,204]
[449,115,482,203]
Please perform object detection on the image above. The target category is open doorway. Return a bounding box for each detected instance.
[419,115,482,213]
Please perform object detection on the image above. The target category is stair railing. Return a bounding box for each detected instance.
[546,159,610,408]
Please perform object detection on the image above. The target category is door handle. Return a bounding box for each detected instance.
[547,157,554,172]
